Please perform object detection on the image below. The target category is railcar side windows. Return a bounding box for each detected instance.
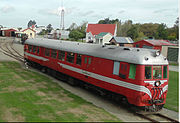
[88,58,91,64]
[145,66,152,79]
[129,64,136,79]
[153,66,162,79]
[163,66,167,79]
[76,54,82,65]
[45,48,50,57]
[66,52,74,63]
[58,51,65,61]
[32,46,37,53]
[28,45,32,52]
[37,47,39,54]
[113,61,120,75]
[51,50,57,59]
[85,57,88,64]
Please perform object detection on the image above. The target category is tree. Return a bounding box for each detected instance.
[69,30,83,41]
[155,23,168,39]
[67,23,78,31]
[119,20,133,36]
[127,25,139,40]
[98,18,119,24]
[27,20,36,28]
[46,24,53,33]
[174,17,179,40]
[139,23,159,38]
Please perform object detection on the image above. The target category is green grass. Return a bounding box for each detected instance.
[0,61,121,122]
[164,71,179,112]
[169,62,179,66]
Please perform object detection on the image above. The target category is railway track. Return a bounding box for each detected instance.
[0,40,24,62]
[136,113,179,122]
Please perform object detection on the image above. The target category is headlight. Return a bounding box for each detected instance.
[154,81,161,87]
[155,50,161,57]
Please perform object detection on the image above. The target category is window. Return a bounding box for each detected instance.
[51,49,57,59]
[37,47,39,54]
[32,46,36,53]
[88,58,91,64]
[145,66,152,79]
[24,44,28,51]
[76,54,82,65]
[45,48,50,57]
[113,61,120,75]
[58,51,65,61]
[129,64,136,79]
[153,66,162,79]
[136,44,139,48]
[163,66,167,78]
[28,45,32,52]
[85,57,88,64]
[66,52,74,63]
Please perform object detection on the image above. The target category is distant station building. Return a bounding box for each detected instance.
[133,39,177,51]
[95,32,113,45]
[86,24,117,43]
[22,28,36,39]
[134,39,179,63]
[0,28,17,37]
[109,37,134,47]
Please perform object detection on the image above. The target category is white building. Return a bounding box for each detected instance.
[86,24,117,43]
[95,32,113,45]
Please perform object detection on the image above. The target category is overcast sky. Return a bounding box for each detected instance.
[0,0,178,28]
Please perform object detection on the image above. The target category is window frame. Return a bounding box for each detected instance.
[113,61,120,75]
[58,50,65,61]
[44,48,50,57]
[145,66,152,80]
[66,52,75,63]
[76,54,82,65]
[51,49,57,59]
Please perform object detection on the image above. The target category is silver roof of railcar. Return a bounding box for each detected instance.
[25,38,169,65]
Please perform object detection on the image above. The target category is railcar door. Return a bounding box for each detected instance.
[82,55,93,78]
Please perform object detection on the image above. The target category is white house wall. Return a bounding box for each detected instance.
[102,33,113,45]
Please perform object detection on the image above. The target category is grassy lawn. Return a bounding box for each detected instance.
[169,63,179,66]
[0,62,121,122]
[164,71,179,112]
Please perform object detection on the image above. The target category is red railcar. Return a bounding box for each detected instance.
[24,38,169,112]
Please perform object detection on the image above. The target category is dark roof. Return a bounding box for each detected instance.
[112,37,134,43]
[86,24,116,35]
[135,40,177,46]
[25,38,168,65]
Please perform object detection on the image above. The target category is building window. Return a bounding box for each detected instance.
[45,48,50,57]
[32,46,37,53]
[76,54,82,65]
[113,61,120,75]
[51,49,57,59]
[129,64,136,79]
[58,51,65,61]
[66,52,74,63]
[163,66,167,79]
